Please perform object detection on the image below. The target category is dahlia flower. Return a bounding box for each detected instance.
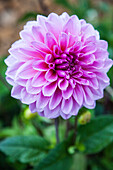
[5,12,112,119]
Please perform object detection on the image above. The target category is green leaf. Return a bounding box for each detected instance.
[0,117,38,138]
[0,56,10,96]
[42,156,73,170]
[35,132,74,170]
[34,141,69,170]
[0,136,50,163]
[55,0,70,8]
[78,115,113,154]
[0,56,7,77]
[18,12,37,23]
[71,153,87,170]
[100,158,113,170]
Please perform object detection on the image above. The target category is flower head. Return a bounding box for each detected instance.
[5,12,113,119]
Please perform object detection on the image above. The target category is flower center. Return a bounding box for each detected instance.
[46,45,80,78]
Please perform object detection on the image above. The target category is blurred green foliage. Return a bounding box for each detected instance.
[0,0,113,169]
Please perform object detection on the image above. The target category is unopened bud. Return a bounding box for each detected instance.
[24,108,37,119]
[78,111,91,125]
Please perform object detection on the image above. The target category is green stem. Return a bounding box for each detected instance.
[72,116,78,144]
[65,119,70,138]
[55,118,59,144]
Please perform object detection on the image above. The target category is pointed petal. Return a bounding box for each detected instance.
[5,55,17,66]
[44,104,60,119]
[70,99,81,116]
[96,72,109,83]
[45,21,62,40]
[60,111,72,119]
[90,87,103,100]
[68,33,76,47]
[49,88,62,109]
[21,88,37,104]
[9,48,31,61]
[58,78,69,90]
[11,85,22,99]
[36,92,50,110]
[18,67,37,79]
[75,78,89,86]
[63,15,81,36]
[48,13,62,27]
[19,47,43,59]
[29,102,37,113]
[82,86,95,108]
[32,26,45,42]
[15,60,35,79]
[81,24,95,39]
[81,43,96,55]
[59,32,69,51]
[6,62,22,79]
[96,40,108,50]
[61,97,73,114]
[45,69,58,82]
[32,72,47,87]
[60,12,70,23]
[42,81,57,96]
[20,31,34,42]
[37,15,47,30]
[88,77,99,89]
[15,77,27,86]
[94,49,108,61]
[45,32,57,50]
[31,41,51,53]
[6,77,14,86]
[73,84,83,105]
[33,60,49,71]
[45,54,54,64]
[79,54,95,65]
[62,84,73,99]
[26,79,42,94]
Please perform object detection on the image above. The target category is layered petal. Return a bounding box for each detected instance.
[5,12,112,120]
